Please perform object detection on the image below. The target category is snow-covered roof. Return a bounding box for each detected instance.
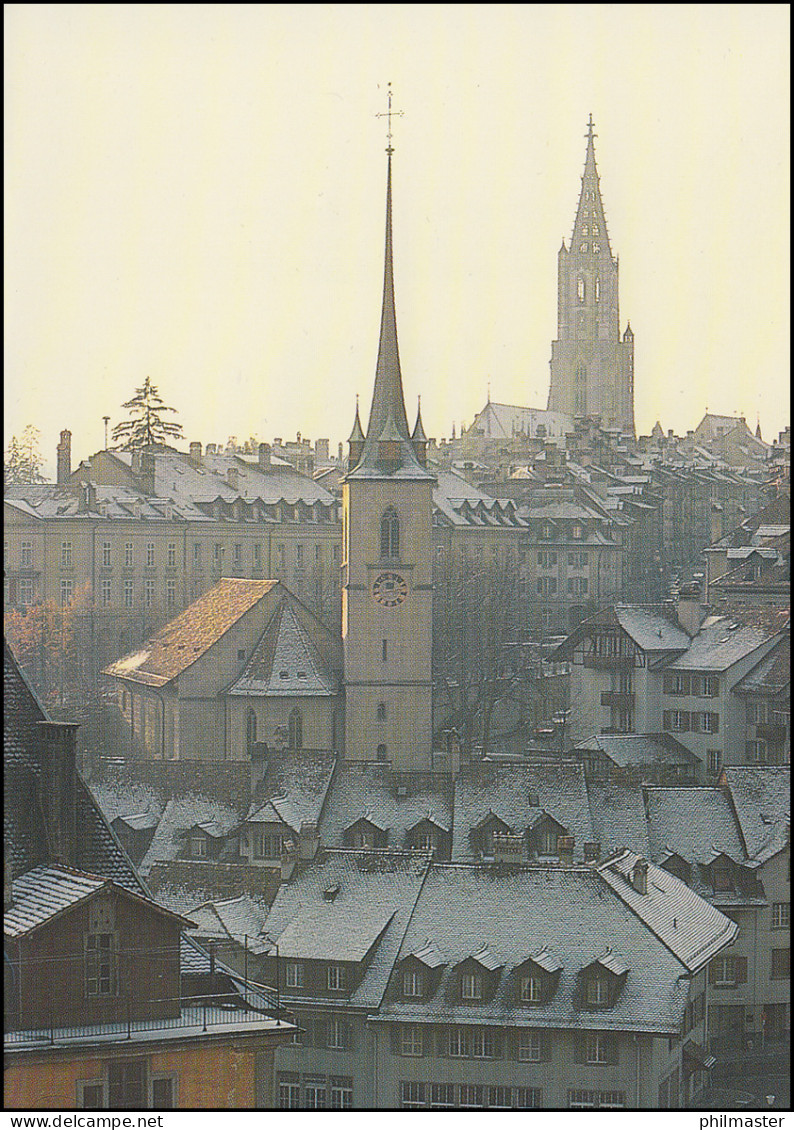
[666,616,783,671]
[228,600,337,697]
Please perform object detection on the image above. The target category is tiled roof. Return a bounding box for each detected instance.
[451,761,592,860]
[586,782,651,859]
[138,796,243,877]
[385,862,727,1033]
[186,895,271,954]
[467,402,573,440]
[228,600,337,697]
[103,579,279,685]
[318,764,453,852]
[4,641,144,894]
[612,606,691,652]
[4,864,193,940]
[599,850,738,970]
[4,865,107,938]
[575,733,697,768]
[667,615,784,671]
[275,903,394,963]
[644,788,745,866]
[733,634,790,694]
[249,750,337,832]
[721,766,791,860]
[263,850,430,1008]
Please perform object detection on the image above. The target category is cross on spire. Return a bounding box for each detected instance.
[376,82,403,152]
[586,113,597,143]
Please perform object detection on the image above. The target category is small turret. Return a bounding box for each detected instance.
[347,398,365,469]
[411,399,428,465]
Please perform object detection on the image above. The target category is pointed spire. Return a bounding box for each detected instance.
[755,417,763,441]
[347,91,432,480]
[570,114,612,259]
[348,395,364,442]
[347,395,365,468]
[411,397,428,466]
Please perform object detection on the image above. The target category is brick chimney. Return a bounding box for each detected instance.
[258,443,271,471]
[56,430,72,484]
[315,438,329,461]
[631,858,649,895]
[35,721,81,865]
[189,441,202,463]
[227,466,239,491]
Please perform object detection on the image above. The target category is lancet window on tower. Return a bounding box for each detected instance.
[288,707,303,750]
[380,507,400,559]
[577,277,585,302]
[246,709,257,754]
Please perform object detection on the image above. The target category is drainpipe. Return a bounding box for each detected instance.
[634,1032,641,1107]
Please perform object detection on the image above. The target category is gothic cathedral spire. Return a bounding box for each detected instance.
[547,116,635,437]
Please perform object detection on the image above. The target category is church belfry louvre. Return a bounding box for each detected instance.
[342,90,436,772]
[547,116,636,436]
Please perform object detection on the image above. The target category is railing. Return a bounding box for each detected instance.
[583,654,634,669]
[5,992,286,1049]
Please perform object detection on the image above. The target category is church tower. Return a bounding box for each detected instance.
[342,101,436,771]
[547,117,635,436]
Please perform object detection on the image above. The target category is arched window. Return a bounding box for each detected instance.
[288,708,303,750]
[376,743,388,762]
[380,508,399,559]
[246,709,257,754]
[577,277,585,302]
[377,703,386,722]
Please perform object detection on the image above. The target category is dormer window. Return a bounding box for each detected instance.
[539,829,558,856]
[586,976,611,1006]
[461,972,482,1001]
[190,836,207,858]
[327,965,346,991]
[520,975,542,1003]
[572,523,583,539]
[403,969,424,998]
[711,860,734,892]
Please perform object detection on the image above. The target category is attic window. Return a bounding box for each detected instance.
[585,975,611,1006]
[280,670,289,678]
[297,671,307,679]
[323,883,340,901]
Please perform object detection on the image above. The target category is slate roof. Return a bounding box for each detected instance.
[4,641,144,894]
[318,764,454,851]
[103,579,279,686]
[644,788,746,866]
[451,761,592,860]
[575,733,698,769]
[87,780,164,827]
[186,895,271,954]
[262,850,430,1008]
[733,634,790,695]
[249,750,337,832]
[666,615,784,671]
[138,797,243,877]
[4,864,193,940]
[721,766,790,861]
[227,600,337,697]
[467,402,573,440]
[612,606,691,652]
[599,850,738,970]
[586,782,651,859]
[383,861,733,1034]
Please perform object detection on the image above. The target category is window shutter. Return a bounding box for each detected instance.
[691,714,701,733]
[606,1034,619,1065]
[541,1033,552,1063]
[681,711,690,732]
[713,714,719,733]
[574,1035,586,1064]
[735,957,748,984]
[663,711,671,730]
[708,962,717,985]
[436,1026,448,1058]
[493,1030,503,1059]
[390,1025,401,1055]
[345,1022,355,1051]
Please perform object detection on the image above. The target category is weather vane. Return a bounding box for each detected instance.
[376,82,403,152]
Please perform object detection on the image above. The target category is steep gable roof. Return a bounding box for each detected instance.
[227,600,336,697]
[103,579,279,686]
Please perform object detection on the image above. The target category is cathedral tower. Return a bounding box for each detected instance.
[342,105,436,771]
[547,117,635,436]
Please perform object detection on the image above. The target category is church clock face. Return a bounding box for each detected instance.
[372,571,408,608]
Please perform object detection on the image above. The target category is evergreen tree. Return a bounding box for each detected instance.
[4,425,45,485]
[111,377,184,450]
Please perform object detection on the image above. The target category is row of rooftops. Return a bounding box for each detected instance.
[253,846,737,1031]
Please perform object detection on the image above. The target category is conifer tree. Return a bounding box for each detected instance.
[111,377,184,450]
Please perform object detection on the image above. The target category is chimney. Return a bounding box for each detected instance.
[338,442,343,462]
[56,430,72,484]
[280,840,299,881]
[206,443,217,455]
[558,836,575,866]
[227,466,239,491]
[315,438,329,461]
[492,832,525,864]
[140,452,156,497]
[258,442,271,471]
[676,592,707,636]
[299,822,320,860]
[584,842,601,863]
[631,858,649,895]
[78,482,97,513]
[189,441,202,462]
[36,721,80,865]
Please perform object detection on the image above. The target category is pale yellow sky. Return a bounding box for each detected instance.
[5,4,790,476]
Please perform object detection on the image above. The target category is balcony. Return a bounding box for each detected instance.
[4,992,289,1050]
[600,692,635,708]
[583,654,634,670]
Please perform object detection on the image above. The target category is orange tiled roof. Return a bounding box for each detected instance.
[103,578,279,686]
